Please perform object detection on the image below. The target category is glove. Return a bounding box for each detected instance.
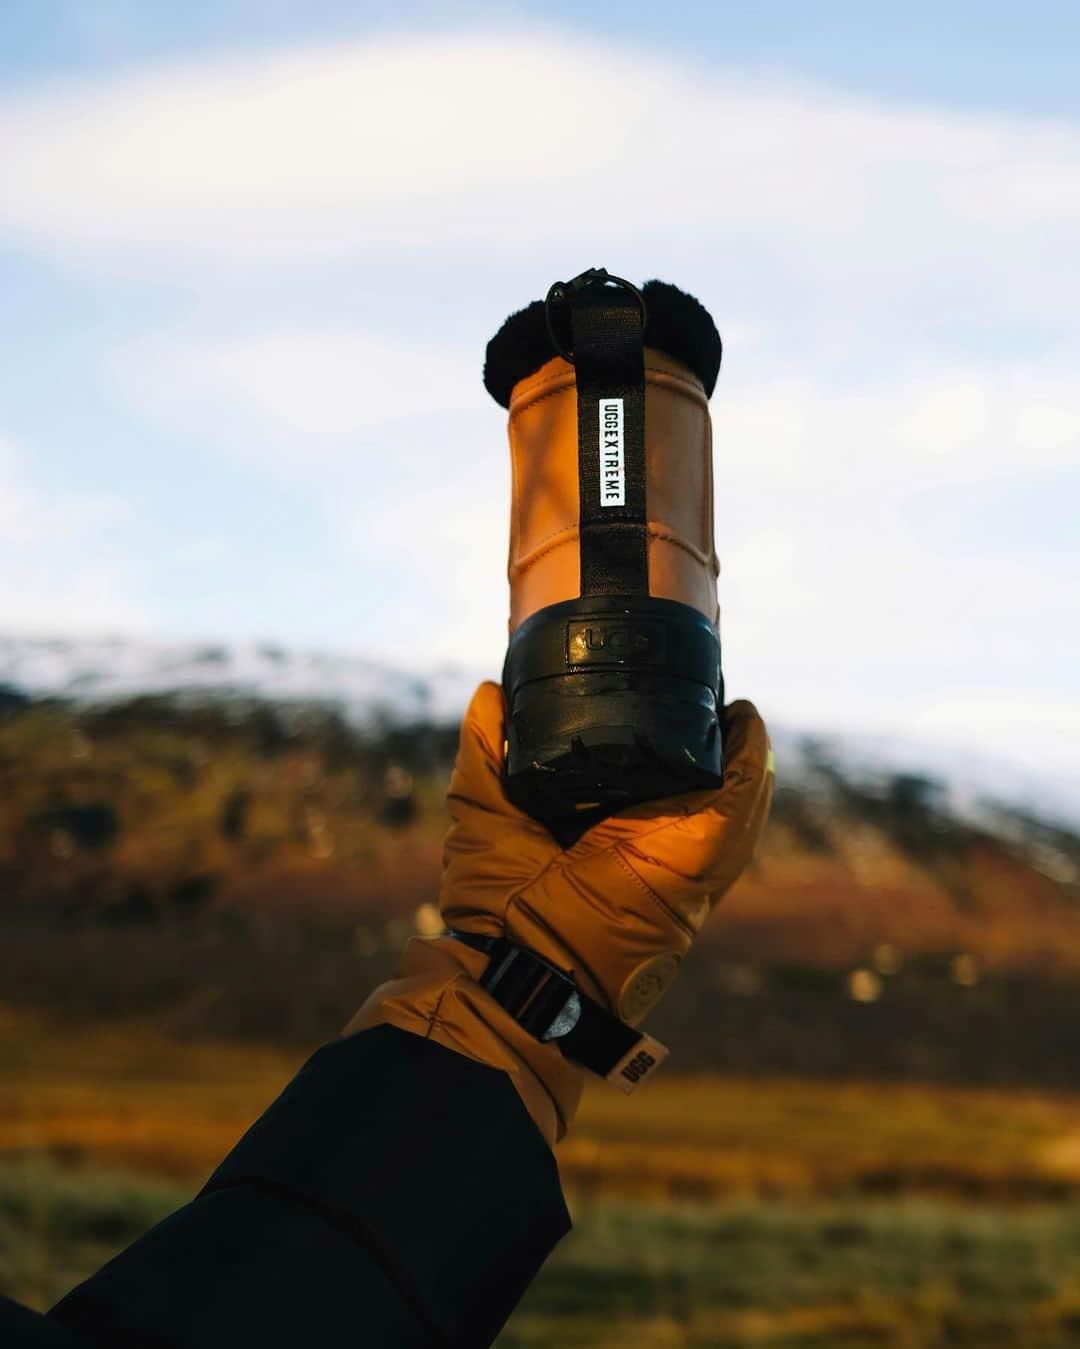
[345,682,773,1147]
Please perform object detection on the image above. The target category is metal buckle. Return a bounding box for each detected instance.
[478,938,583,1043]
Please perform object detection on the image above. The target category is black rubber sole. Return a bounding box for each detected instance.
[502,595,724,845]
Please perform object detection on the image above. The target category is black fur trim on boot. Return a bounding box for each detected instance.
[483,278,722,408]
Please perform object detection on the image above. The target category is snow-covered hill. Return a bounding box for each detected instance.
[1,633,1077,832]
[0,633,476,730]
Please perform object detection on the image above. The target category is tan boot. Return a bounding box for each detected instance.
[483,272,726,842]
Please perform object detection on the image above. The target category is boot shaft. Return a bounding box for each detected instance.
[506,348,719,631]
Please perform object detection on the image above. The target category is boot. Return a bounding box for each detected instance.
[484,269,725,843]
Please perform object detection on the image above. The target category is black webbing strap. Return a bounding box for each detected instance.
[568,288,649,596]
[449,928,668,1092]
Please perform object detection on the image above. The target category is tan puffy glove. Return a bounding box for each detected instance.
[346,682,773,1147]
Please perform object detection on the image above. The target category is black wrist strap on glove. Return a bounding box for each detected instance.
[448,928,668,1093]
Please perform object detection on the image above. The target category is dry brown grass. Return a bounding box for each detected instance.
[565,1075,1080,1202]
[0,1010,298,1179]
[3,1009,1079,1202]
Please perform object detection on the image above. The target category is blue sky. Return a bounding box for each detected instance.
[0,3,1077,778]
[4,2,1080,117]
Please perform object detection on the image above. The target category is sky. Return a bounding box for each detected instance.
[0,1,1078,781]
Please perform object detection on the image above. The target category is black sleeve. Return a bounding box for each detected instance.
[44,1025,571,1349]
[1,1294,88,1347]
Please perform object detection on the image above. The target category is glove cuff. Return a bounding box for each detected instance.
[449,929,669,1091]
[343,936,583,1147]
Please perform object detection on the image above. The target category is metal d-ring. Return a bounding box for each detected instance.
[544,268,648,363]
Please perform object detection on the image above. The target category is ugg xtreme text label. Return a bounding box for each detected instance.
[599,398,625,507]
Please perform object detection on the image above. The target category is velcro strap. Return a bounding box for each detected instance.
[449,930,668,1093]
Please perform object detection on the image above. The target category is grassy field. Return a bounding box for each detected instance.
[507,1197,1080,1347]
[2,1011,1080,1344]
[3,1010,1080,1199]
[2,1160,1079,1347]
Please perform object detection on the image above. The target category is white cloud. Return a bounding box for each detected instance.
[119,331,482,455]
[721,367,1079,487]
[0,28,1078,330]
[0,439,148,633]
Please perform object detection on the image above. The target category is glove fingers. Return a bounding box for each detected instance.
[444,689,771,946]
[447,682,553,844]
[702,738,775,898]
[721,699,772,785]
[576,700,770,843]
[442,682,560,924]
[447,682,517,818]
[574,701,774,919]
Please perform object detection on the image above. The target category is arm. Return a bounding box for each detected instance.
[48,1027,566,1349]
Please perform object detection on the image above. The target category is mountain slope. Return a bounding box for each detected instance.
[0,643,1078,1084]
[2,632,1077,830]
